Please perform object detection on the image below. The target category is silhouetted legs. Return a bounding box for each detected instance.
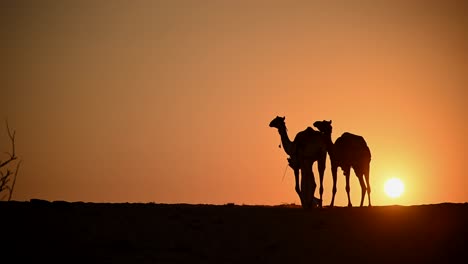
[288,158,302,204]
[356,170,367,207]
[317,155,326,208]
[330,164,338,207]
[310,169,316,208]
[341,165,372,207]
[300,160,316,209]
[364,164,371,206]
[293,168,304,206]
[300,167,309,209]
[354,163,372,207]
[343,166,352,207]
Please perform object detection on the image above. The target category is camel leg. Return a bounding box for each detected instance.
[300,160,315,209]
[310,169,317,208]
[294,168,304,206]
[353,166,367,207]
[358,176,366,207]
[344,166,352,207]
[317,156,326,208]
[355,168,367,207]
[330,164,338,207]
[300,167,310,209]
[364,164,371,206]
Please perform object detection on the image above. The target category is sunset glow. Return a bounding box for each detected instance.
[384,178,405,198]
[1,1,466,206]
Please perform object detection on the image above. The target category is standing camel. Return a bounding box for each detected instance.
[269,116,327,209]
[313,120,372,207]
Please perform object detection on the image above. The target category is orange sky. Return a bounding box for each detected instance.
[1,1,467,206]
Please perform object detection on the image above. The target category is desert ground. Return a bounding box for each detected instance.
[1,200,466,263]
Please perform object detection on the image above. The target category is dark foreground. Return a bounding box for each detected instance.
[1,200,467,263]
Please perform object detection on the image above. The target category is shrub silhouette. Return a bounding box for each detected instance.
[0,120,21,201]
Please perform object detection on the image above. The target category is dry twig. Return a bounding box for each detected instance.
[0,120,20,201]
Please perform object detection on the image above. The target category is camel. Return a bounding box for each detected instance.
[313,120,372,207]
[269,116,327,209]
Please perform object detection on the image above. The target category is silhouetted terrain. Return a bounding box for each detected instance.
[1,201,466,263]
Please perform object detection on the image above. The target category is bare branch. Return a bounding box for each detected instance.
[0,157,16,168]
[6,119,16,158]
[1,169,11,179]
[0,158,14,167]
[0,170,11,183]
[0,120,17,168]
[0,120,21,201]
[3,178,10,186]
[8,161,21,201]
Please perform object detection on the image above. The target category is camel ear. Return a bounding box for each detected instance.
[281,116,285,120]
[329,120,332,124]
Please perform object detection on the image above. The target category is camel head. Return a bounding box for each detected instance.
[313,120,332,134]
[269,116,286,129]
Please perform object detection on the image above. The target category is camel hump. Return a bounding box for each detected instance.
[294,127,320,141]
[336,132,371,159]
[340,132,367,146]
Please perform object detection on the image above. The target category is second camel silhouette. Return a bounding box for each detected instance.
[314,120,372,207]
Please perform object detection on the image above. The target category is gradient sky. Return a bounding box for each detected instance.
[1,1,467,206]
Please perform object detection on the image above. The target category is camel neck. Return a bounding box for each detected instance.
[277,126,293,156]
[323,132,335,155]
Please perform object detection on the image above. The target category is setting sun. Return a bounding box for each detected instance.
[384,178,405,198]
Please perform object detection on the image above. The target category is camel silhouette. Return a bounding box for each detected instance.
[313,120,372,207]
[269,116,327,209]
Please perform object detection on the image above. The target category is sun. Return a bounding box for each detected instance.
[384,178,405,198]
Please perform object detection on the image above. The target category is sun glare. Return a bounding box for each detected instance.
[384,178,405,198]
